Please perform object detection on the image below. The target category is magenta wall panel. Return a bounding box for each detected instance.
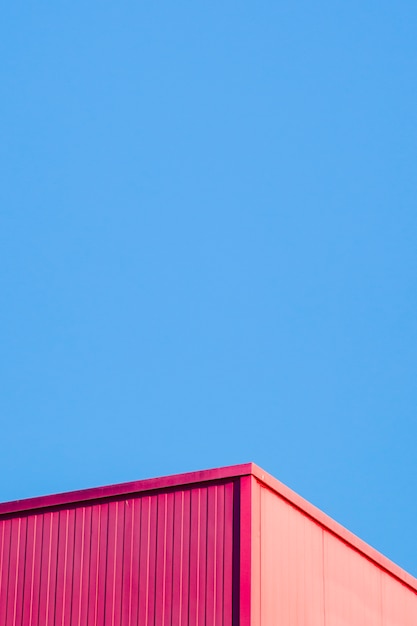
[251,480,325,626]
[0,473,238,626]
[1,463,416,626]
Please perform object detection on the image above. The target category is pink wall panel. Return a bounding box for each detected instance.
[381,571,417,626]
[0,480,236,626]
[252,476,417,626]
[323,531,381,626]
[252,478,325,626]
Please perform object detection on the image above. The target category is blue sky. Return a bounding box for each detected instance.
[1,3,416,576]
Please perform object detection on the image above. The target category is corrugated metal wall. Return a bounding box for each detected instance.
[2,465,416,626]
[0,481,236,626]
[251,477,417,626]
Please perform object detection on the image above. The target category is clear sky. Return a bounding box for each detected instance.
[1,3,416,576]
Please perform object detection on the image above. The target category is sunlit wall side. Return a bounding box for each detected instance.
[250,475,417,626]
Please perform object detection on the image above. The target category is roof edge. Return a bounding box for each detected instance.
[1,462,416,593]
[0,463,253,517]
[250,463,417,594]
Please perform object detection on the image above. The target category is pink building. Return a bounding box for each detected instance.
[0,463,416,625]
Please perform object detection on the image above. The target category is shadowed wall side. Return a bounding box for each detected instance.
[0,481,237,626]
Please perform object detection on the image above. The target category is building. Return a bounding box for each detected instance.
[0,463,416,625]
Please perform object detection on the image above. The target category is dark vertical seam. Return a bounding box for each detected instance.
[232,479,241,626]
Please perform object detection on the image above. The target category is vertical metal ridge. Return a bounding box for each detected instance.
[138,495,149,626]
[116,501,125,626]
[154,492,165,626]
[120,499,132,626]
[103,501,113,626]
[214,484,225,626]
[135,497,142,626]
[11,518,22,626]
[38,513,48,626]
[84,506,92,626]
[179,491,184,626]
[145,496,151,626]
[169,491,176,626]
[117,501,126,626]
[150,494,157,626]
[17,515,28,626]
[0,521,5,626]
[35,513,45,626]
[51,513,60,626]
[29,518,36,626]
[222,485,226,626]
[51,513,59,625]
[76,507,86,626]
[1,521,8,625]
[120,499,133,626]
[61,511,69,626]
[4,519,13,625]
[12,519,22,626]
[187,488,193,626]
[88,504,101,626]
[95,505,101,626]
[196,488,200,626]
[44,514,53,626]
[203,486,208,618]
[68,509,77,626]
[205,486,214,626]
[111,501,119,626]
[96,502,109,626]
[127,499,134,626]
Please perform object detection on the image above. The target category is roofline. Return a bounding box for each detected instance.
[250,463,417,594]
[1,462,416,592]
[0,463,253,516]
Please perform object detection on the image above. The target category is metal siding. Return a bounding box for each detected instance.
[253,478,417,626]
[255,478,324,626]
[223,481,234,626]
[2,464,417,626]
[0,481,236,626]
[323,531,381,626]
[381,571,417,626]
